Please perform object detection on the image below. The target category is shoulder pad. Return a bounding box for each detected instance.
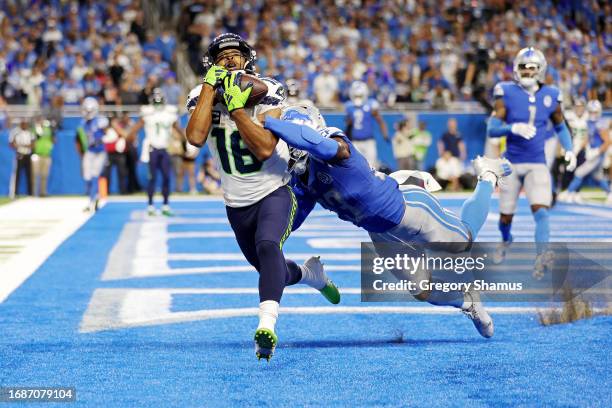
[493,82,506,97]
[97,116,109,128]
[186,85,203,112]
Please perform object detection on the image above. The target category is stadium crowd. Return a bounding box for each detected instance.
[0,0,181,109]
[180,0,610,109]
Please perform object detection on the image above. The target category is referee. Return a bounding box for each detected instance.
[9,119,36,196]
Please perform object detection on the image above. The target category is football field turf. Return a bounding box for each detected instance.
[0,196,610,407]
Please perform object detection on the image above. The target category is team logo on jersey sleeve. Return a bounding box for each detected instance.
[316,171,333,184]
[543,95,552,108]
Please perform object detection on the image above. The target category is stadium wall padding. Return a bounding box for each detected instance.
[1,111,610,196]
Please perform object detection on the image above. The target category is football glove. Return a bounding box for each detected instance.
[564,151,577,172]
[223,72,252,112]
[203,65,228,88]
[510,123,536,140]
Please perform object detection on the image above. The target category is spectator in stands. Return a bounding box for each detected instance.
[161,72,182,106]
[436,118,466,191]
[9,119,36,196]
[32,117,55,197]
[392,118,432,171]
[313,64,339,108]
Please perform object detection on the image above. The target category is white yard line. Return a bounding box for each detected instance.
[0,197,92,303]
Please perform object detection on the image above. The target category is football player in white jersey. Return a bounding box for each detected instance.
[130,89,184,216]
[185,34,339,361]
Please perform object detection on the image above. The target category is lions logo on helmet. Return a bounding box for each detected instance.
[587,99,602,121]
[280,104,328,175]
[349,81,369,106]
[513,47,547,88]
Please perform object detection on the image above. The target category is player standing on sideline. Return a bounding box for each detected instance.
[558,97,589,203]
[561,100,611,204]
[76,97,108,212]
[486,47,576,278]
[130,89,183,216]
[185,34,339,361]
[265,104,513,338]
[344,81,389,167]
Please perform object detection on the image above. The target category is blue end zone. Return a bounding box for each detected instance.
[0,198,611,406]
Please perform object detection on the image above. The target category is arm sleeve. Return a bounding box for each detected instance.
[486,116,512,138]
[265,117,339,160]
[554,121,573,151]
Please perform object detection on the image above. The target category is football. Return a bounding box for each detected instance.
[213,73,268,109]
[240,73,268,108]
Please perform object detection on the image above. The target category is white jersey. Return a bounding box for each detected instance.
[564,110,589,152]
[187,76,290,207]
[141,105,179,149]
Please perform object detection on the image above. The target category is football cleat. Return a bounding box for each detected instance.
[161,205,173,217]
[472,156,512,186]
[147,205,156,216]
[606,193,612,206]
[462,290,494,338]
[533,249,555,280]
[254,328,278,361]
[492,238,512,265]
[302,256,341,304]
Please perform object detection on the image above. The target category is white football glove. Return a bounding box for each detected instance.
[585,147,600,161]
[564,151,577,172]
[510,123,537,140]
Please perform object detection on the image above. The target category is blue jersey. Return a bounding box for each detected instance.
[79,116,108,153]
[493,81,561,164]
[345,99,380,141]
[291,131,405,233]
[587,120,604,149]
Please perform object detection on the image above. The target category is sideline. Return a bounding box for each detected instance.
[0,197,92,303]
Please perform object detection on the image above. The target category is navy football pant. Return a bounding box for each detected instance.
[226,185,301,303]
[148,148,170,205]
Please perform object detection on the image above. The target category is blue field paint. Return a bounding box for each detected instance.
[1,197,611,406]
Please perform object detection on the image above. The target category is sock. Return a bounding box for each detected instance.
[285,260,303,286]
[534,208,550,254]
[89,176,99,202]
[499,219,512,243]
[460,180,494,239]
[567,176,583,193]
[257,300,279,331]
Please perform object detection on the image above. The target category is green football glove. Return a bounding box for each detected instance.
[203,65,228,88]
[223,72,252,112]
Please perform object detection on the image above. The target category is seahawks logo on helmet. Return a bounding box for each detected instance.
[202,33,257,74]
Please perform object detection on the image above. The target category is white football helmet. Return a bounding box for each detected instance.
[281,102,326,130]
[587,99,602,121]
[513,47,547,88]
[349,81,368,106]
[82,97,99,120]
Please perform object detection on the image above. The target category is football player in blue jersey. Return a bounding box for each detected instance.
[265,104,513,338]
[76,97,109,212]
[563,100,611,204]
[486,47,576,278]
[344,81,389,167]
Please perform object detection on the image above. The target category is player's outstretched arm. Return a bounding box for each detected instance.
[551,105,576,170]
[186,84,215,147]
[487,98,535,140]
[264,118,343,161]
[230,109,280,161]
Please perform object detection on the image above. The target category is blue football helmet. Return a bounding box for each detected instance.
[513,47,547,88]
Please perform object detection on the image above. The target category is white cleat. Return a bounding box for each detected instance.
[557,190,571,203]
[606,193,612,206]
[533,249,555,280]
[573,193,584,204]
[301,256,341,304]
[472,156,513,186]
[492,239,512,265]
[462,290,494,338]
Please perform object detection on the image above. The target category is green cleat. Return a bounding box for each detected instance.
[147,205,156,216]
[161,205,173,217]
[254,328,278,361]
[319,280,341,305]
